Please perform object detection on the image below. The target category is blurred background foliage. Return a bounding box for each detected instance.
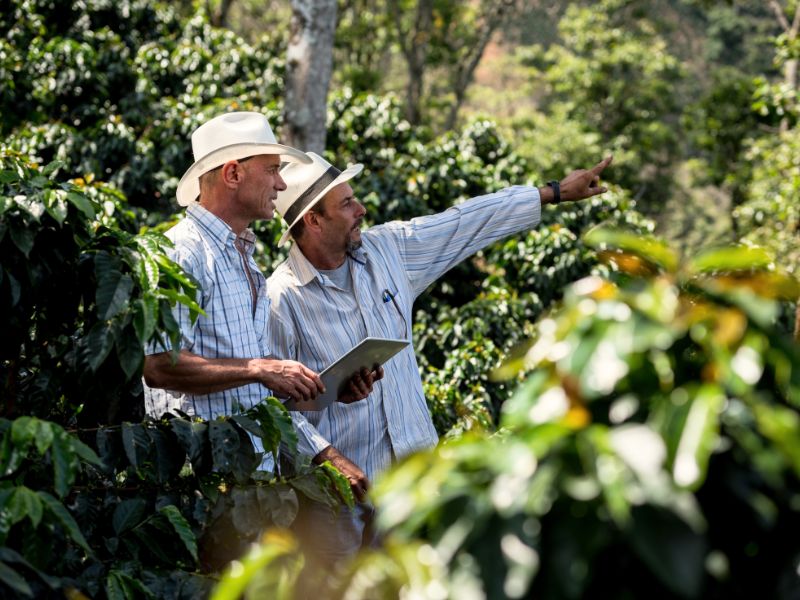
[2,0,800,597]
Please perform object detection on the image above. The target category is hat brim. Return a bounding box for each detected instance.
[176,142,312,207]
[278,163,364,247]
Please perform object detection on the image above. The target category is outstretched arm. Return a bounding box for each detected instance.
[539,155,613,204]
[143,350,325,402]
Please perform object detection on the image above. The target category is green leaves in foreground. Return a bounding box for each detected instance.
[351,233,800,599]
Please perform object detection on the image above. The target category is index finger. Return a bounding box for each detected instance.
[304,366,325,394]
[591,155,613,175]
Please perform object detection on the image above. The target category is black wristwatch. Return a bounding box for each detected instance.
[546,180,561,203]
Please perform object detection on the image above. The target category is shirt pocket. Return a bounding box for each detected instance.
[377,287,408,340]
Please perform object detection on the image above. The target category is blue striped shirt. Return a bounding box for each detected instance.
[143,204,274,464]
[266,186,542,480]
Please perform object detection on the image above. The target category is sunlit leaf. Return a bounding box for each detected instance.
[672,384,724,489]
[584,226,679,272]
[688,245,772,273]
[210,530,300,600]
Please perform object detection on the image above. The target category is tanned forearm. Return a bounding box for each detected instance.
[143,350,324,401]
[143,350,266,395]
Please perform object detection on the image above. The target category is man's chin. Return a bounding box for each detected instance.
[346,238,363,253]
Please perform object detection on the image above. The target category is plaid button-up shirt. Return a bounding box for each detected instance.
[267,186,542,480]
[143,204,274,463]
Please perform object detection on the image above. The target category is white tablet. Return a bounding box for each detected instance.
[283,337,409,411]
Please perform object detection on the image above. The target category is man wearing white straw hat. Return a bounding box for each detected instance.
[142,112,331,464]
[267,150,613,562]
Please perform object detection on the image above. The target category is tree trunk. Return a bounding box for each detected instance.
[283,0,338,153]
[444,0,516,130]
[389,0,433,125]
[768,0,800,132]
[207,0,236,28]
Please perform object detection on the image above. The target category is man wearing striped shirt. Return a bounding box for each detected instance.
[267,151,613,562]
[142,112,327,465]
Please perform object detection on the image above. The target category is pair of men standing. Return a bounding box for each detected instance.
[143,110,611,563]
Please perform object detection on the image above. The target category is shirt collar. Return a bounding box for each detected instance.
[287,242,369,287]
[186,203,256,255]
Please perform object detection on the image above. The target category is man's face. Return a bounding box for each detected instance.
[237,154,285,221]
[317,182,366,253]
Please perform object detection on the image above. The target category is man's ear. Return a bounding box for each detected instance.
[220,161,243,189]
[304,209,322,232]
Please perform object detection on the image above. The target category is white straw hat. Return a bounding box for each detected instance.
[176,111,311,207]
[275,152,363,246]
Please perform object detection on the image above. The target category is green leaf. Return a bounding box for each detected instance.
[33,420,54,456]
[146,427,184,484]
[689,245,772,273]
[116,331,143,380]
[121,423,151,469]
[106,570,154,600]
[256,484,299,528]
[66,191,96,219]
[8,486,43,527]
[289,472,338,507]
[170,419,210,473]
[43,189,68,225]
[51,428,79,498]
[96,427,123,473]
[210,531,299,600]
[0,433,24,477]
[10,417,36,452]
[132,298,157,345]
[38,491,92,554]
[5,270,20,307]
[672,384,724,489]
[752,403,800,477]
[265,397,299,456]
[318,461,357,508]
[8,227,34,258]
[137,253,160,291]
[70,437,102,467]
[112,498,147,535]
[628,505,706,598]
[41,160,66,178]
[82,321,116,372]
[0,561,33,598]
[0,170,19,184]
[159,505,198,562]
[95,253,134,320]
[0,547,59,590]
[583,226,679,272]
[230,486,261,537]
[208,420,240,473]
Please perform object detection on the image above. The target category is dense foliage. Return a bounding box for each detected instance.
[2,0,800,598]
[227,233,800,600]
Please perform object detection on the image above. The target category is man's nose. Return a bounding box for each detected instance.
[355,199,366,217]
[275,173,287,191]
